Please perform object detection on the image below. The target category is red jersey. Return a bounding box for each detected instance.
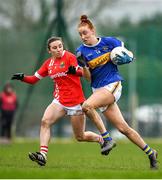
[35,50,85,106]
[0,91,17,111]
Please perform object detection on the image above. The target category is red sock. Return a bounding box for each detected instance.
[40,145,48,156]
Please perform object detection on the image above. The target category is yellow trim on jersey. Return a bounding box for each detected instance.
[88,52,111,69]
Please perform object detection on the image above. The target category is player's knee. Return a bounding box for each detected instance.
[82,101,93,113]
[41,118,51,128]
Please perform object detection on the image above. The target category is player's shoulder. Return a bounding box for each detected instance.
[101,36,119,42]
[44,57,52,64]
[101,36,122,47]
[40,58,52,68]
[65,50,75,57]
[76,44,85,53]
[76,44,87,58]
[64,50,76,59]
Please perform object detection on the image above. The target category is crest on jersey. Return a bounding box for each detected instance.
[60,61,65,68]
[103,46,109,50]
[94,48,101,54]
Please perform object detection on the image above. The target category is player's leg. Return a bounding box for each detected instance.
[29,102,66,166]
[70,114,103,143]
[82,88,114,133]
[6,112,14,140]
[1,111,7,138]
[82,88,116,155]
[103,103,158,169]
[0,111,9,144]
[40,102,66,149]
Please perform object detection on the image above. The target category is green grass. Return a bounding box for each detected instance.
[0,138,161,179]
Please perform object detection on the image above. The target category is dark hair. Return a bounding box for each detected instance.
[47,36,63,50]
[3,82,14,91]
[78,15,94,30]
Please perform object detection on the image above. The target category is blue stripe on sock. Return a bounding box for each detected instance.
[101,132,108,136]
[101,132,112,141]
[106,137,112,141]
[143,144,148,151]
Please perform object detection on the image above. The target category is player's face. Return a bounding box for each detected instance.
[78,25,96,45]
[48,40,64,58]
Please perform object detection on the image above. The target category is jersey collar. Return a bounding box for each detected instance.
[83,37,101,47]
[62,50,65,57]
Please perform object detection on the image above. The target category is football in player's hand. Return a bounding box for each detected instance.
[110,46,134,65]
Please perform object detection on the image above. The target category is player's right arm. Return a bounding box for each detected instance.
[11,60,49,85]
[82,66,91,81]
[76,49,91,81]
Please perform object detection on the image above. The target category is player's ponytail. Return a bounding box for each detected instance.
[80,15,88,22]
[78,15,94,30]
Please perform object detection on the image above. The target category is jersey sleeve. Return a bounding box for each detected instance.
[76,47,88,67]
[69,53,78,67]
[22,75,40,84]
[35,60,49,79]
[104,37,124,48]
[76,48,81,59]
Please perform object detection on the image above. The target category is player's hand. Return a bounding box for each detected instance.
[115,51,134,65]
[66,66,76,74]
[77,52,87,67]
[11,73,24,80]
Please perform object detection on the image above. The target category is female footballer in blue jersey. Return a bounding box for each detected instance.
[76,14,158,169]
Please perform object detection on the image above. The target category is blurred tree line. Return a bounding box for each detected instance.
[0,0,51,30]
[0,0,117,31]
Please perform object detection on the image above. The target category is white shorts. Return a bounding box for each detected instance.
[92,81,122,112]
[52,99,83,116]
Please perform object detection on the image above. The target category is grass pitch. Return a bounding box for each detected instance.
[0,138,161,179]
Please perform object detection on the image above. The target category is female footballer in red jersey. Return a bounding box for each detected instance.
[11,37,103,166]
[76,15,158,169]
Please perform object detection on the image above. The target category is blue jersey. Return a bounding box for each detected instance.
[76,37,124,88]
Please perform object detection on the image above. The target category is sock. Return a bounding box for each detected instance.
[101,132,112,141]
[40,145,48,159]
[143,144,154,157]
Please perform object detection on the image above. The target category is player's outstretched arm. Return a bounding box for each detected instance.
[11,73,40,85]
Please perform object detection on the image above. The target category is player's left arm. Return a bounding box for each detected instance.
[116,50,134,65]
[11,60,49,84]
[108,37,134,64]
[11,73,40,84]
